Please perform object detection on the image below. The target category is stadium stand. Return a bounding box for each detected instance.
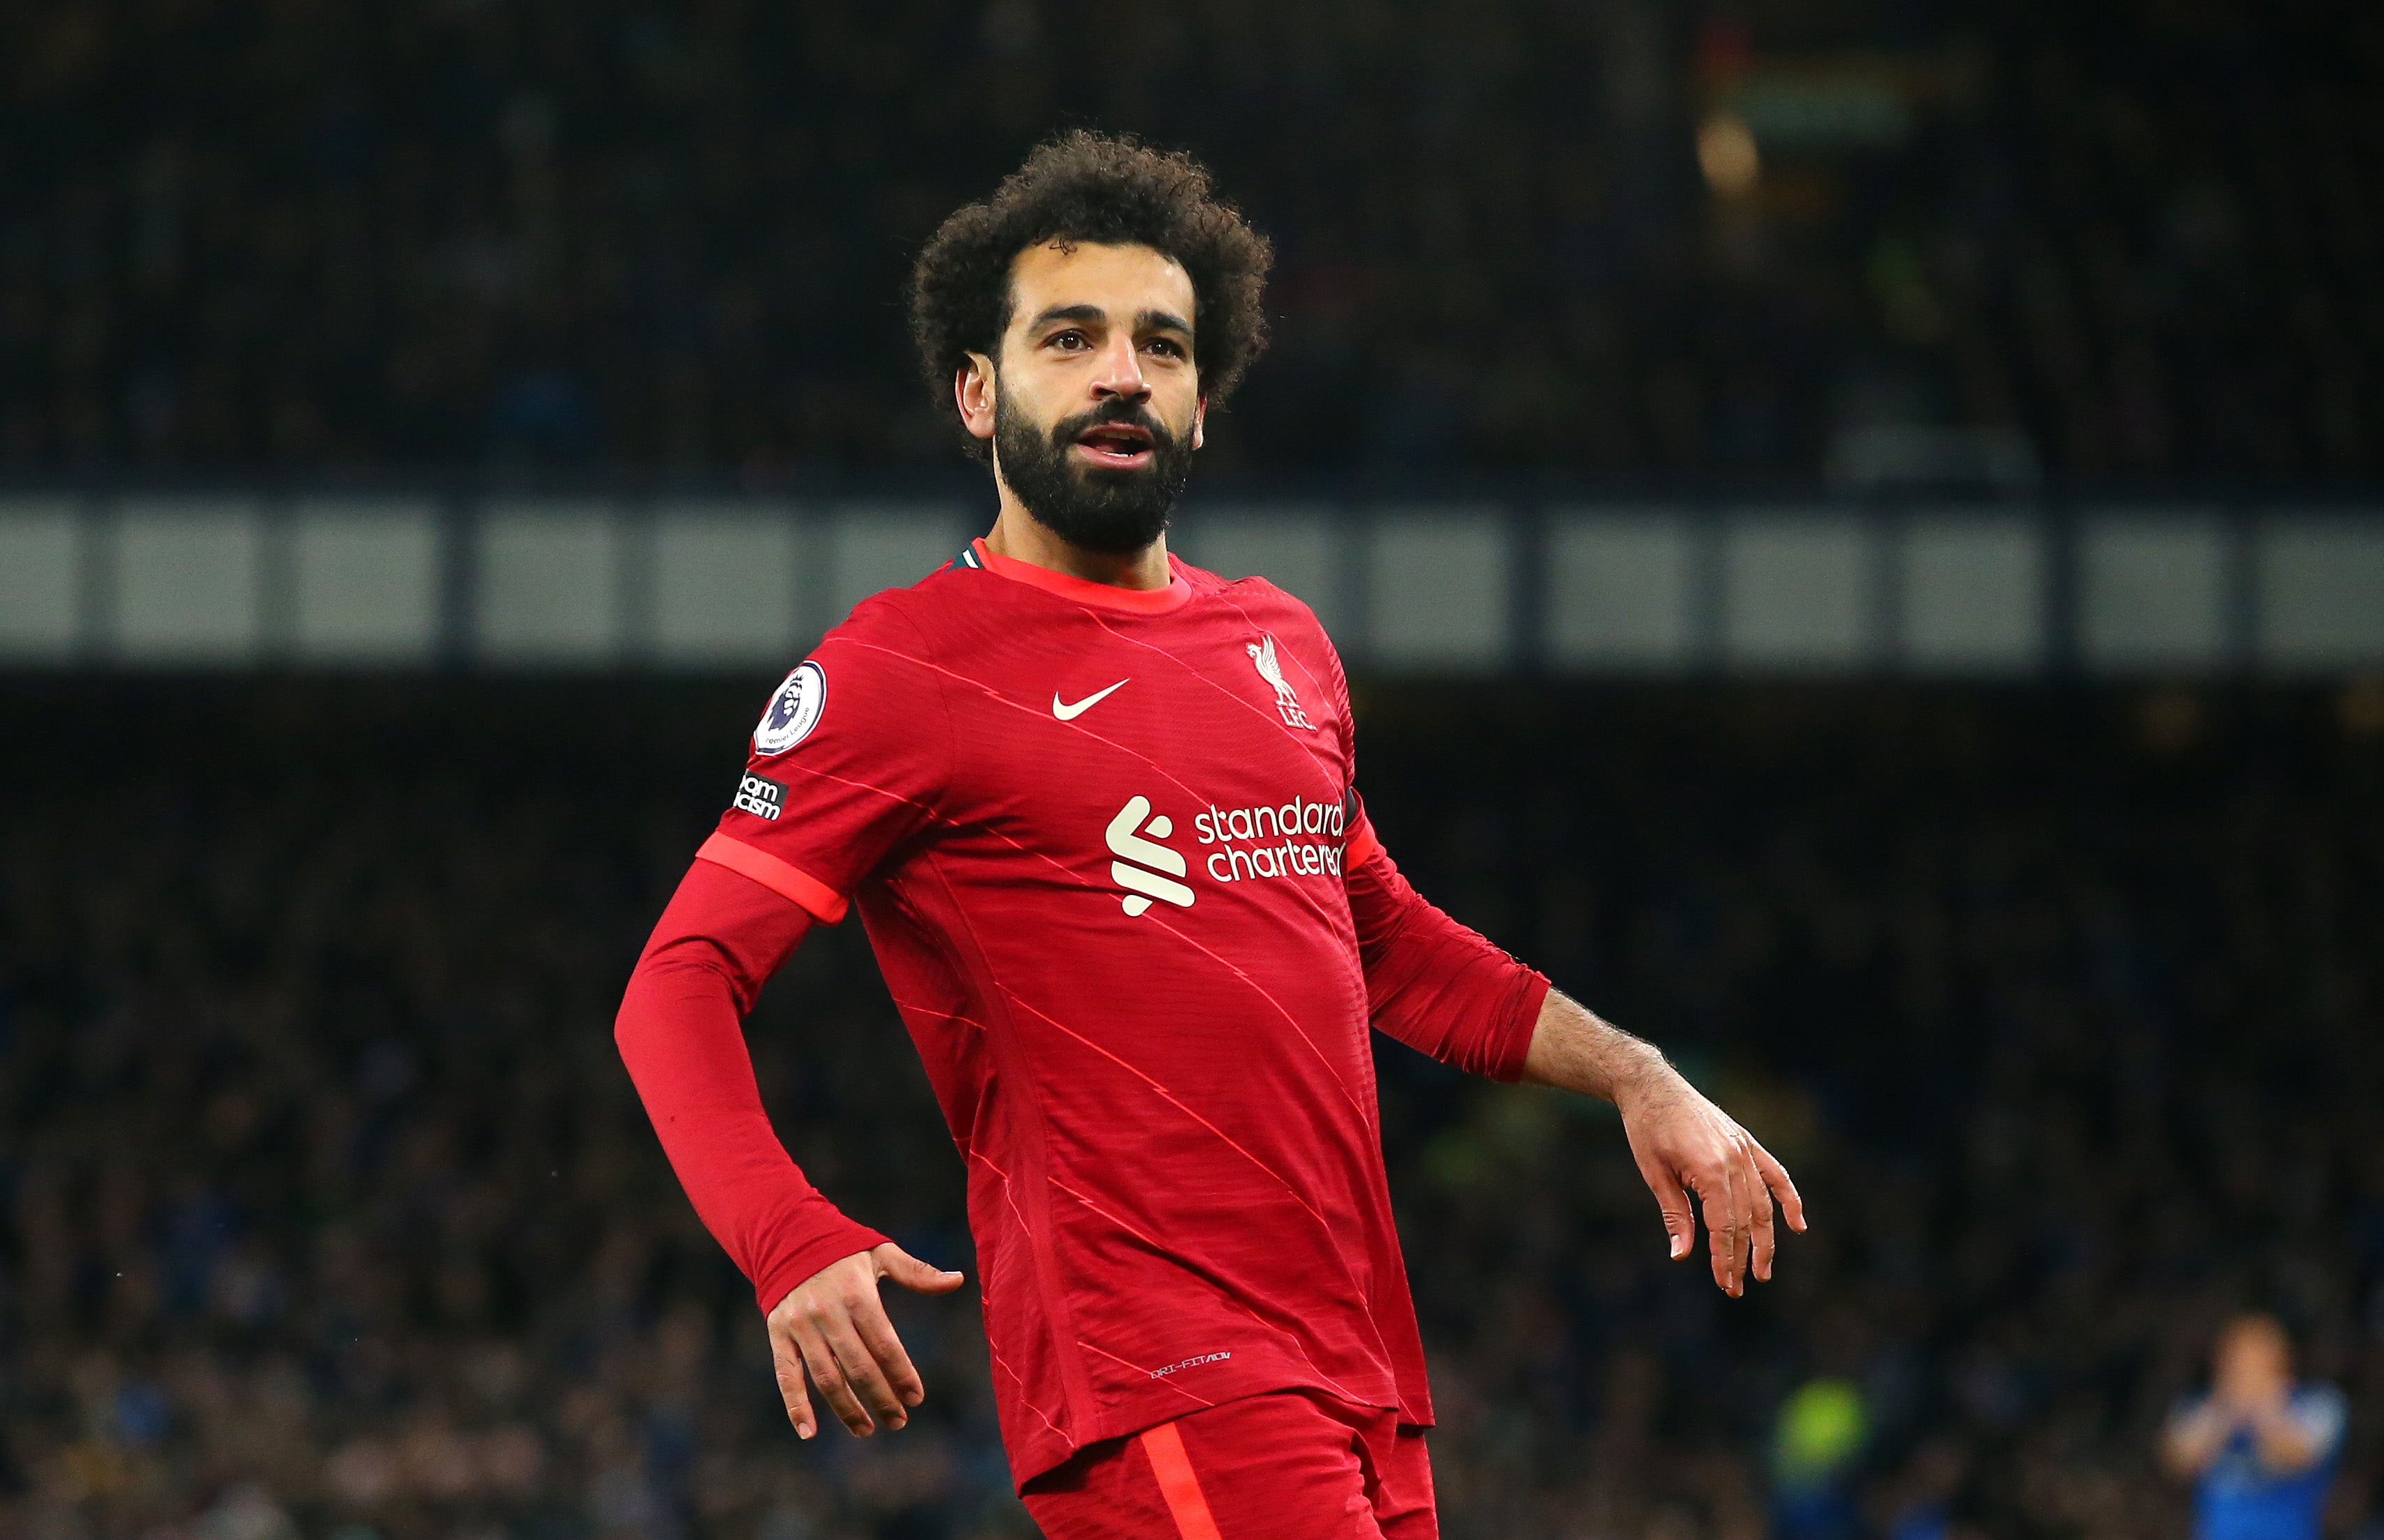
[4,4,2379,1536]
[2,679,2377,1539]
[1,1,2378,476]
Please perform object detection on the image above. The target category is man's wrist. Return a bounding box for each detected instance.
[1606,1034,1678,1109]
[753,1218,893,1316]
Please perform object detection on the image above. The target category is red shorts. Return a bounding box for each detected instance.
[1021,1390,1437,1539]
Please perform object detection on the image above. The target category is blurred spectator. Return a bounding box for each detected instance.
[1873,1440,1969,1540]
[1772,1377,1869,1540]
[2165,1314,2349,1540]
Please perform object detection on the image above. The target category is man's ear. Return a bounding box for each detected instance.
[957,352,998,442]
[1192,394,1207,452]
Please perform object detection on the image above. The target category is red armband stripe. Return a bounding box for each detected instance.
[1344,814,1381,872]
[695,834,849,924]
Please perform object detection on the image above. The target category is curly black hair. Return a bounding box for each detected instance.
[908,130,1273,456]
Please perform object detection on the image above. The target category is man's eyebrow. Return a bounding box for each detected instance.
[1028,304,1106,329]
[1023,304,1194,337]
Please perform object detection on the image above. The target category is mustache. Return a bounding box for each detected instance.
[1048,398,1177,453]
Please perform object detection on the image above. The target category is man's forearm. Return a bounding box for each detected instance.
[1520,987,1675,1103]
[616,860,888,1312]
[2251,1405,2323,1471]
[2163,1405,2230,1475]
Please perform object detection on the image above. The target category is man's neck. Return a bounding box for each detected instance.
[984,493,1171,591]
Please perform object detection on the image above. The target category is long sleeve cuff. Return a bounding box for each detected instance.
[750,1211,896,1316]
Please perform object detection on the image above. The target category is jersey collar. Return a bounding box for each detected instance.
[966,536,1192,614]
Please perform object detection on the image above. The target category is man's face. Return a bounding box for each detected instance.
[2215,1319,2290,1407]
[963,241,1205,556]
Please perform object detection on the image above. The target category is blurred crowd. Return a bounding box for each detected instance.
[1,678,2381,1540]
[1,0,2378,479]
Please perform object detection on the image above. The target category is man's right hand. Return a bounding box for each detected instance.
[768,1243,966,1438]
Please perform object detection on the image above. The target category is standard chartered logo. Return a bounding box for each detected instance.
[1105,792,1349,915]
[1106,795,1194,917]
[1195,795,1347,882]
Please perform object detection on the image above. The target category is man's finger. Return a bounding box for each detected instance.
[1707,1177,1744,1296]
[1744,1153,1764,1296]
[820,1311,910,1432]
[847,1289,928,1410]
[1634,1148,1697,1261]
[770,1323,817,1439]
[1744,1137,1779,1283]
[794,1319,875,1436]
[875,1243,966,1296]
[1751,1139,1806,1233]
[1701,1159,1744,1295]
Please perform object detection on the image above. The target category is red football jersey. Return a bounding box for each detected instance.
[699,538,1477,1482]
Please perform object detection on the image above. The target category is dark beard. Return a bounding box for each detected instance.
[993,392,1193,557]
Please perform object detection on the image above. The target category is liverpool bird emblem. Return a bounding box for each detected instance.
[1246,633,1317,729]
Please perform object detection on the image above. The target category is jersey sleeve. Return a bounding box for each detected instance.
[615,860,892,1314]
[1315,615,1548,1079]
[1346,829,1551,1081]
[697,596,954,923]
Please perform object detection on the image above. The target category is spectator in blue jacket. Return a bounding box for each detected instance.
[2165,1314,2348,1540]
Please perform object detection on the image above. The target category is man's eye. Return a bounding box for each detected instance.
[1145,339,1185,359]
[1049,331,1089,350]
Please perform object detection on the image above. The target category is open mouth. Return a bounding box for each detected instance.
[1074,422,1156,468]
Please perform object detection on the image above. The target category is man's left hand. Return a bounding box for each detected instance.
[1616,1068,1805,1296]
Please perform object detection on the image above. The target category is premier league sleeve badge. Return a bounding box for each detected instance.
[753,660,828,755]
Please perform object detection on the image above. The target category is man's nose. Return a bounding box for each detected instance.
[1089,334,1151,400]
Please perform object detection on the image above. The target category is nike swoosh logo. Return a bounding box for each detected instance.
[1053,678,1129,720]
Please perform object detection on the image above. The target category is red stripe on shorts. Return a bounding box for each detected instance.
[1137,1422,1225,1540]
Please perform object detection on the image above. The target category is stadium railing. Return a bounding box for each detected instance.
[1,486,2379,678]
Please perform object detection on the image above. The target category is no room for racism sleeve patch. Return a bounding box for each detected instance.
[731,772,787,821]
[753,660,827,755]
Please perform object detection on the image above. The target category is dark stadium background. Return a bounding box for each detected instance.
[3,3,2381,1540]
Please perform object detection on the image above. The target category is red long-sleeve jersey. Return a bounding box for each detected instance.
[614,540,1549,1488]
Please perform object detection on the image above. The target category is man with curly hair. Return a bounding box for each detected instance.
[616,130,1803,1538]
